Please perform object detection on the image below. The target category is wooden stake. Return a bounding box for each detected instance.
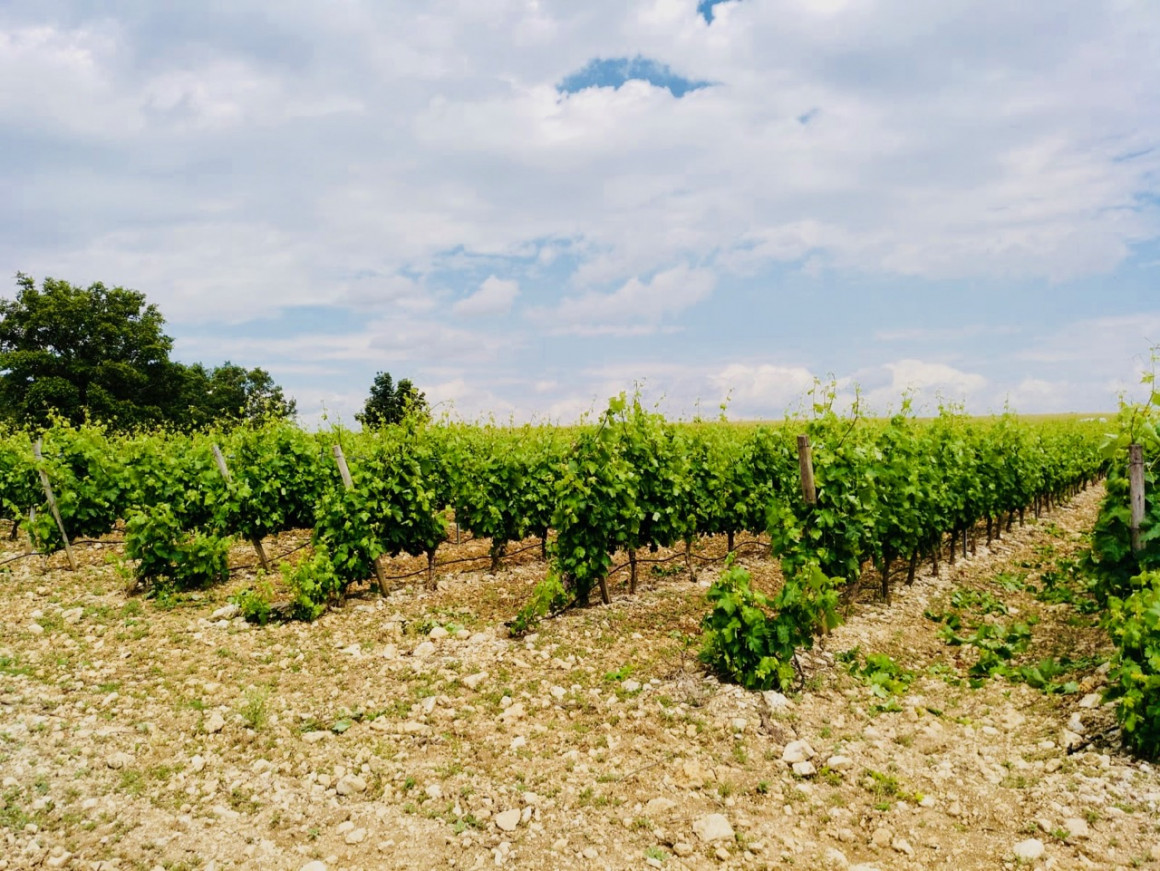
[1129,443,1145,555]
[331,444,387,595]
[32,439,77,571]
[796,435,817,505]
[211,444,270,573]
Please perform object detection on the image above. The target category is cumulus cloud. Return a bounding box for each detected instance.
[452,276,519,317]
[549,265,715,335]
[1,1,1157,419]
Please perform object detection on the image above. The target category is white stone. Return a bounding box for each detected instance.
[203,712,225,734]
[463,672,487,690]
[336,775,367,795]
[826,755,853,770]
[763,691,792,710]
[1078,693,1101,709]
[302,731,330,743]
[499,703,526,722]
[622,679,641,693]
[344,828,367,845]
[299,862,327,871]
[692,813,735,843]
[62,607,83,625]
[494,809,521,832]
[190,755,206,773]
[425,784,443,801]
[1063,817,1090,839]
[823,847,849,868]
[429,626,449,640]
[1061,729,1084,751]
[1013,839,1045,861]
[1067,713,1085,734]
[646,798,677,815]
[792,761,817,777]
[413,641,436,658]
[782,740,816,764]
[211,604,239,620]
[891,838,914,857]
[106,751,133,770]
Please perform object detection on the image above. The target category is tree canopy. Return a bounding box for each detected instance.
[356,371,428,428]
[0,273,296,430]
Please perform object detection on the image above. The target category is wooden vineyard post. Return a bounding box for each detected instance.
[797,435,817,505]
[32,439,77,571]
[211,444,270,573]
[332,444,388,596]
[1129,444,1145,555]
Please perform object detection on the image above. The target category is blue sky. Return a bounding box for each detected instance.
[1,1,1158,425]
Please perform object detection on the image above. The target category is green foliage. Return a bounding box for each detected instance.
[232,579,275,626]
[356,372,429,428]
[840,649,915,697]
[0,274,295,430]
[509,572,569,636]
[550,395,639,604]
[699,557,840,691]
[124,504,230,590]
[1104,572,1160,757]
[312,428,445,592]
[280,546,342,621]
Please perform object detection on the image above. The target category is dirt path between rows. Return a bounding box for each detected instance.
[1,482,1158,871]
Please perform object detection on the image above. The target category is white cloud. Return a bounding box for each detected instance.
[712,364,818,418]
[549,265,715,335]
[452,275,519,317]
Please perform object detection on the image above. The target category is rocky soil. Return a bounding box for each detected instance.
[1,483,1158,871]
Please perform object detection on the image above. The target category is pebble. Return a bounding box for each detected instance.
[673,842,694,857]
[646,797,677,815]
[1078,693,1101,709]
[106,751,133,769]
[429,626,449,640]
[62,607,83,624]
[344,828,367,845]
[824,847,849,868]
[463,672,487,690]
[715,847,730,861]
[622,679,641,693]
[891,838,914,857]
[692,813,734,843]
[413,641,436,658]
[870,827,892,848]
[826,755,853,770]
[763,691,792,710]
[190,755,206,773]
[204,712,225,734]
[782,740,816,764]
[582,847,598,860]
[1063,817,1090,839]
[495,809,521,832]
[792,761,817,777]
[1013,839,1045,861]
[299,863,327,871]
[336,775,367,795]
[1067,713,1085,734]
[302,731,330,743]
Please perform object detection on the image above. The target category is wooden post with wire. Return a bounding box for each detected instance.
[331,443,387,596]
[1129,444,1145,554]
[32,438,77,571]
[212,444,270,572]
[797,435,817,505]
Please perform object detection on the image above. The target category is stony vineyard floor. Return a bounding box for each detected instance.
[1,483,1158,871]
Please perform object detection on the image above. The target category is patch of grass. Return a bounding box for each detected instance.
[239,687,270,730]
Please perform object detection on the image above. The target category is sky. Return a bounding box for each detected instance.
[1,0,1158,426]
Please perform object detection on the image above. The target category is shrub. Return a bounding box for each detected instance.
[1105,571,1160,757]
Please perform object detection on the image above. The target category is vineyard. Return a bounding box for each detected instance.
[3,393,1160,869]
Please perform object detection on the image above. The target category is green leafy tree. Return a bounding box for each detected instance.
[180,362,297,427]
[0,274,296,429]
[357,372,428,428]
[0,273,181,427]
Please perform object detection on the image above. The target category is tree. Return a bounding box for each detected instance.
[0,274,296,429]
[180,362,297,428]
[357,372,428,428]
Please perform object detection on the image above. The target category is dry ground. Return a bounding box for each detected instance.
[1,483,1158,871]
